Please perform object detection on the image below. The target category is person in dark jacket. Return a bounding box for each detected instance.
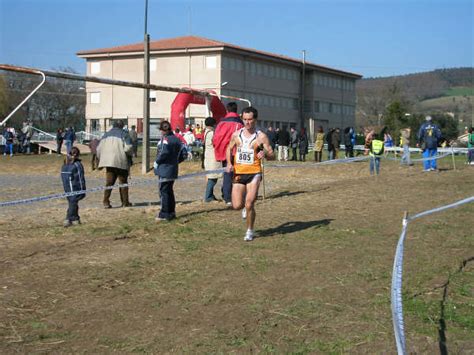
[331,128,341,159]
[154,120,186,221]
[3,128,14,157]
[343,127,355,158]
[56,128,64,155]
[417,116,442,172]
[276,126,290,161]
[16,130,25,154]
[266,126,276,151]
[326,128,334,160]
[298,127,309,162]
[212,102,244,204]
[64,127,76,155]
[61,147,86,227]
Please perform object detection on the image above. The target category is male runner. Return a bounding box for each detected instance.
[225,107,274,241]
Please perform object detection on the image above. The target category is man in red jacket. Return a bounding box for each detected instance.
[212,102,244,204]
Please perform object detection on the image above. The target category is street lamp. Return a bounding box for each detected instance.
[142,0,150,174]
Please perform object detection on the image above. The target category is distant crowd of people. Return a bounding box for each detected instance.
[1,121,34,156]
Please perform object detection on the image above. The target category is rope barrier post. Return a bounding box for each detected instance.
[451,146,456,171]
[261,158,266,200]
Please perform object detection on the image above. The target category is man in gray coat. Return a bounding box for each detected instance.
[97,120,133,208]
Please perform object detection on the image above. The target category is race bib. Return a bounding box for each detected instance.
[236,147,254,165]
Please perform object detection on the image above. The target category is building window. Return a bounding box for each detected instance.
[292,98,299,110]
[205,56,217,69]
[150,59,157,71]
[91,62,100,75]
[90,119,101,131]
[303,100,312,113]
[90,92,101,104]
[223,57,243,71]
[314,101,320,113]
[149,90,157,102]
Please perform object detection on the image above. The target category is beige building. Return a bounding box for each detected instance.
[77,35,362,136]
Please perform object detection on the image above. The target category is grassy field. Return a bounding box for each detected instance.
[0,153,473,353]
[444,87,474,97]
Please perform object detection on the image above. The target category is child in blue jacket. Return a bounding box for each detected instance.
[61,147,86,227]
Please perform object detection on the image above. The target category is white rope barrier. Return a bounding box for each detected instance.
[391,196,474,354]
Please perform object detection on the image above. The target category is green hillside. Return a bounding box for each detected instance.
[356,67,474,128]
[444,87,474,97]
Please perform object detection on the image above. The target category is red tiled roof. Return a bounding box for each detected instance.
[77,35,362,78]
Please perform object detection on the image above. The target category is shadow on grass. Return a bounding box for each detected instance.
[259,219,333,238]
[132,199,196,208]
[179,207,229,219]
[438,255,474,355]
[265,187,329,200]
[130,201,160,207]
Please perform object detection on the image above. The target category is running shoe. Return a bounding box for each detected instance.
[244,230,254,241]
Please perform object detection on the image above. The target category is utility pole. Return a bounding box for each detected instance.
[142,0,150,174]
[300,50,306,130]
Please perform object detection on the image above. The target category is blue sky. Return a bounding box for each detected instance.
[0,0,472,78]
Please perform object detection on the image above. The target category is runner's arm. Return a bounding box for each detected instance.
[258,133,275,161]
[226,134,238,172]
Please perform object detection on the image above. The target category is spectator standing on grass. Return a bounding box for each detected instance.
[64,126,76,155]
[97,120,133,208]
[369,129,385,175]
[129,125,138,158]
[298,127,309,162]
[384,130,394,157]
[213,102,244,205]
[400,128,412,166]
[193,123,204,142]
[290,127,298,161]
[16,129,25,154]
[331,128,341,160]
[314,126,325,162]
[274,127,280,153]
[183,129,195,159]
[344,127,355,158]
[276,126,290,161]
[22,121,33,154]
[3,127,14,157]
[326,128,334,160]
[56,128,64,155]
[266,126,276,151]
[202,117,222,202]
[417,115,442,172]
[467,127,474,165]
[154,121,187,221]
[61,147,86,227]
